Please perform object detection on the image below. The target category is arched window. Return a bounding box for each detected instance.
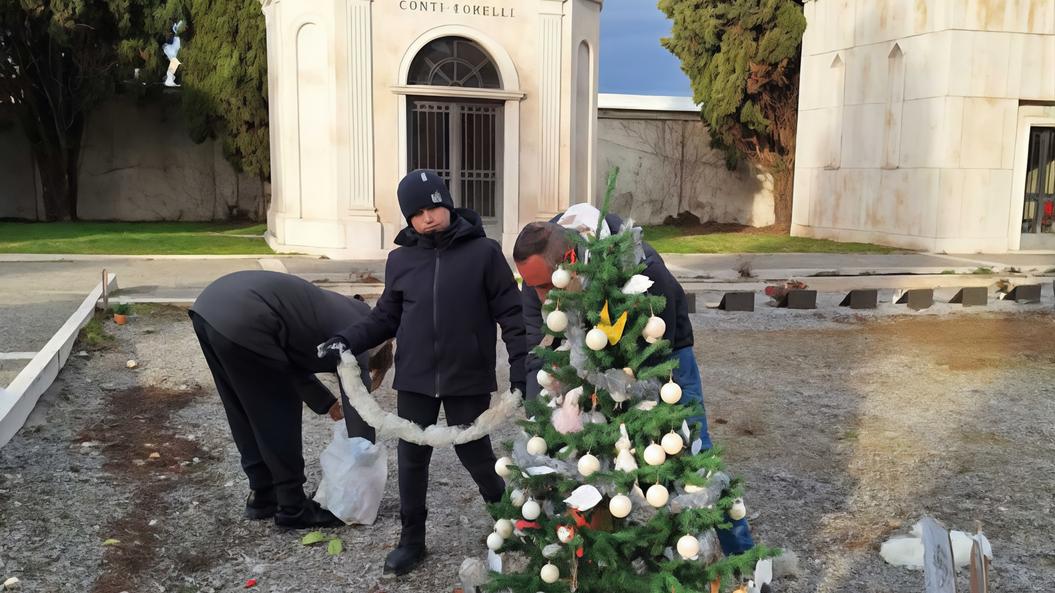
[407,37,501,89]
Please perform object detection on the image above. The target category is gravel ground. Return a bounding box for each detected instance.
[1,304,1053,593]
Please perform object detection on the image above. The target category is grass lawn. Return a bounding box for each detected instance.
[0,222,273,255]
[643,225,901,254]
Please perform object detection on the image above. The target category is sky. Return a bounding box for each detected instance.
[599,0,693,97]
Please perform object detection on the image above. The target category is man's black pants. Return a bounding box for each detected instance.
[191,314,312,509]
[396,391,505,546]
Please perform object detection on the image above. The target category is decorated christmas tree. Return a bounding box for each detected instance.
[483,170,777,593]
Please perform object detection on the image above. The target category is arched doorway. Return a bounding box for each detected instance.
[405,37,504,233]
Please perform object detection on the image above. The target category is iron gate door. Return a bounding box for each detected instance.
[1022,126,1055,236]
[407,98,502,221]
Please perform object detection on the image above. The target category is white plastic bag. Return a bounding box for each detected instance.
[314,421,387,525]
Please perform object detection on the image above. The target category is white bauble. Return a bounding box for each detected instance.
[676,534,700,559]
[622,367,635,378]
[494,456,514,477]
[546,309,569,332]
[642,316,666,340]
[577,453,600,477]
[537,369,555,388]
[609,494,632,518]
[495,518,514,539]
[646,484,669,508]
[585,328,608,351]
[526,436,548,456]
[551,267,572,289]
[510,489,526,507]
[729,498,747,521]
[660,381,683,404]
[661,431,684,455]
[522,499,541,520]
[643,442,667,466]
[540,563,560,583]
[486,531,505,551]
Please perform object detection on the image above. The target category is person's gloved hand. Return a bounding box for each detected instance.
[317,336,348,360]
[511,382,526,396]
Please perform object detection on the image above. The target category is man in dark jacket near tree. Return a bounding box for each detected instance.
[190,271,392,529]
[323,169,526,575]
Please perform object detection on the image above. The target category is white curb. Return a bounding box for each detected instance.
[0,273,118,448]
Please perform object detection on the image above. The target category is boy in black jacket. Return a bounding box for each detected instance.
[324,170,526,575]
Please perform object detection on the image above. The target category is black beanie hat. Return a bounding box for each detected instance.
[398,169,455,223]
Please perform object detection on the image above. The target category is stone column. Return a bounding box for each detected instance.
[537,0,564,220]
[345,0,378,223]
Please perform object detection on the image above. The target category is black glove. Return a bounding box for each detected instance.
[317,336,348,361]
[511,382,526,396]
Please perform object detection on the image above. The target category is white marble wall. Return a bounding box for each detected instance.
[598,116,774,226]
[792,0,1055,252]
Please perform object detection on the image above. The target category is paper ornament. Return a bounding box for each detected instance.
[564,484,602,511]
[621,274,654,294]
[552,386,584,434]
[614,424,639,472]
[596,301,629,345]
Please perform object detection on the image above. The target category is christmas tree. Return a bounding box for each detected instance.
[484,169,777,593]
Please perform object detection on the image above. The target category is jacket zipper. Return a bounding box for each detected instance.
[433,249,441,397]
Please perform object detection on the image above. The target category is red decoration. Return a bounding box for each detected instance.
[563,248,577,264]
[515,520,541,530]
[245,578,257,588]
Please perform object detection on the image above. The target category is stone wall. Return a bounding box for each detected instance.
[596,111,775,227]
[0,96,265,221]
[0,115,40,220]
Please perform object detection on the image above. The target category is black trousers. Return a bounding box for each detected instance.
[192,314,308,508]
[396,391,505,546]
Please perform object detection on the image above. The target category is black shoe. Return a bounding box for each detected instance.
[244,490,278,520]
[274,499,344,529]
[384,544,427,576]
